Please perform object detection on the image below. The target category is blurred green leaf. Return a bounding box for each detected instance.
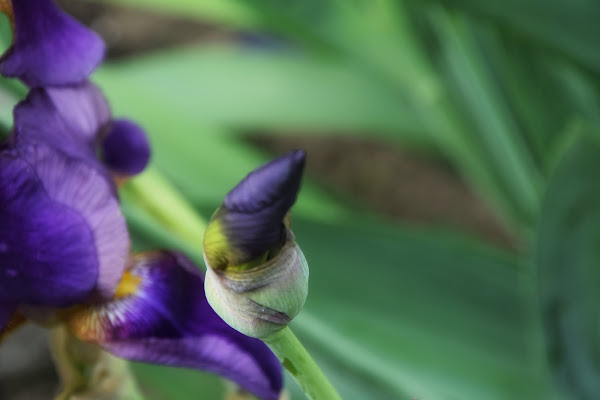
[433,0,600,75]
[552,63,600,139]
[290,218,548,400]
[96,49,355,223]
[97,46,422,137]
[0,15,25,135]
[455,24,577,175]
[109,0,260,27]
[133,362,224,399]
[536,138,600,400]
[429,10,543,226]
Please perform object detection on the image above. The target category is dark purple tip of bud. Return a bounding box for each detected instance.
[101,119,151,176]
[221,150,306,262]
[225,150,306,213]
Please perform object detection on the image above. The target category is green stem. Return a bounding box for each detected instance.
[121,167,207,246]
[264,327,341,400]
[49,325,144,400]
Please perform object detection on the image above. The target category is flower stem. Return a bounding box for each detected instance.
[121,167,207,246]
[264,327,341,400]
[49,325,144,400]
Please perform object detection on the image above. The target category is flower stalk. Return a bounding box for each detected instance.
[49,325,144,400]
[264,327,341,400]
[120,167,207,247]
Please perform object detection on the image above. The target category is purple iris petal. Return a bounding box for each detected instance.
[0,144,129,304]
[68,251,282,400]
[13,82,110,161]
[0,0,105,86]
[0,146,97,305]
[101,119,151,176]
[222,150,306,262]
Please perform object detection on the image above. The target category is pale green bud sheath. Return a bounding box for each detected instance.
[203,150,340,400]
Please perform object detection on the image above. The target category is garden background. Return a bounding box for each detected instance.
[1,1,599,399]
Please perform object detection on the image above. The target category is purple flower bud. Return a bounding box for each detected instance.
[13,82,151,177]
[203,151,309,339]
[204,150,306,270]
[101,119,151,176]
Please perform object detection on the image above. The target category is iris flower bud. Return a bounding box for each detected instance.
[203,150,309,339]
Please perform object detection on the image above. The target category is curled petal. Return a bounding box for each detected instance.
[205,150,306,269]
[0,0,105,86]
[14,82,110,161]
[205,231,309,339]
[67,251,283,400]
[101,119,151,176]
[0,144,128,304]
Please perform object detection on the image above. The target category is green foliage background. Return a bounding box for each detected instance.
[2,0,600,399]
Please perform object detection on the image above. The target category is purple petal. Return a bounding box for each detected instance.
[0,147,97,305]
[0,0,105,86]
[68,251,282,400]
[0,144,128,304]
[101,119,151,176]
[13,82,111,161]
[219,150,306,264]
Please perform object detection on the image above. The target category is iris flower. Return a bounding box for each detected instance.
[0,1,282,399]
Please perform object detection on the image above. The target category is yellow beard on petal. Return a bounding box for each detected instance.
[66,271,142,342]
[114,270,142,299]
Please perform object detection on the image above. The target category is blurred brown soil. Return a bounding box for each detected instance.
[249,135,517,249]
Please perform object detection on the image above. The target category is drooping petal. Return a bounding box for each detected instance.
[0,148,97,305]
[0,144,129,304]
[67,251,283,400]
[0,0,105,86]
[101,119,151,176]
[13,82,110,161]
[205,150,306,269]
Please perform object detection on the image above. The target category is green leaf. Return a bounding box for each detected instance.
[536,138,600,400]
[109,0,260,27]
[133,363,224,399]
[432,0,600,75]
[288,218,549,400]
[96,49,355,223]
[429,10,543,226]
[96,46,422,137]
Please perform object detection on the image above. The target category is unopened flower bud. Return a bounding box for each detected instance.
[203,150,309,339]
